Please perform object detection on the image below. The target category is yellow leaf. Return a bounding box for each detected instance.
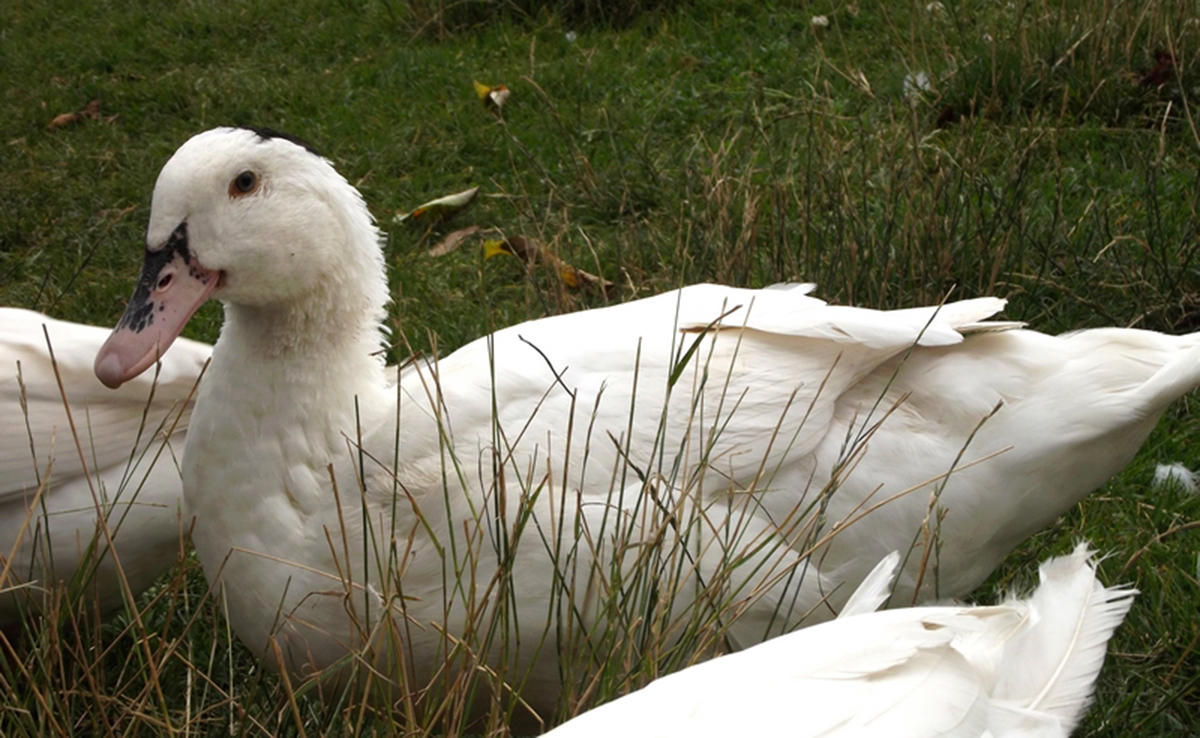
[559,267,579,288]
[473,81,510,110]
[482,239,512,259]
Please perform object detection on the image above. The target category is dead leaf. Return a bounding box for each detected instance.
[428,226,482,257]
[47,99,102,131]
[394,186,480,226]
[47,111,83,130]
[1141,50,1177,88]
[483,236,614,295]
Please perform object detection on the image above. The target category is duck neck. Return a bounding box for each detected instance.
[212,276,391,421]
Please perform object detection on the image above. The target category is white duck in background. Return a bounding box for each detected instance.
[0,308,210,626]
[543,544,1135,738]
[92,127,1199,721]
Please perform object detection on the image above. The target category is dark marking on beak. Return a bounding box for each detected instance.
[119,222,194,334]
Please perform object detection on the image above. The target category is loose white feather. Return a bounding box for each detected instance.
[1153,462,1198,493]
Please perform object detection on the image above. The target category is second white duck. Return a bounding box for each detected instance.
[0,308,209,625]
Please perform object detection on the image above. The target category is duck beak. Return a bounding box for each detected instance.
[95,222,219,389]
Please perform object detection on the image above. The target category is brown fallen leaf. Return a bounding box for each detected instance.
[483,236,614,295]
[47,100,102,131]
[1140,50,1177,88]
[428,225,482,257]
[935,104,960,128]
[47,111,83,130]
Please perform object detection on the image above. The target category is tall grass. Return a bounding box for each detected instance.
[0,0,1197,734]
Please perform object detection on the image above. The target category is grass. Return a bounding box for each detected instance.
[1,0,1198,734]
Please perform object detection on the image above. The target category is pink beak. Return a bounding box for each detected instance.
[95,222,219,388]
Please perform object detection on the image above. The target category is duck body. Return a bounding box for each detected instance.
[0,308,210,624]
[93,128,1200,718]
[543,544,1136,738]
[183,280,1013,695]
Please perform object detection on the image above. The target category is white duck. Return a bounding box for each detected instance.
[0,308,210,626]
[92,127,1199,721]
[543,543,1135,738]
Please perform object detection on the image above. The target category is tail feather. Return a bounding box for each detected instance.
[1135,339,1200,416]
[838,552,900,619]
[904,296,1009,329]
[993,543,1137,731]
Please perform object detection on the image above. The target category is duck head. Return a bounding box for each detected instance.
[95,127,386,388]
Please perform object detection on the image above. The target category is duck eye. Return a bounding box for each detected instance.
[230,170,258,196]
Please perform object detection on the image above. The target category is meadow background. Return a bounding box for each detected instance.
[1,0,1198,734]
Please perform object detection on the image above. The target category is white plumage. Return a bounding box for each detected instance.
[0,308,209,625]
[543,544,1135,738]
[91,128,1199,721]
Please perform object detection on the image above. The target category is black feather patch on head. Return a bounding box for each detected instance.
[243,127,321,157]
